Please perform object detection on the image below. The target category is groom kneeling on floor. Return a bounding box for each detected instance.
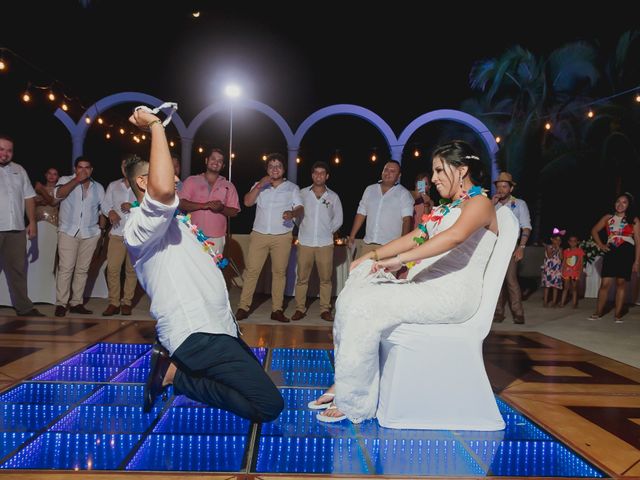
[123,106,283,421]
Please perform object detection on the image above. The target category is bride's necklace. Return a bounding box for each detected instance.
[413,185,484,246]
[130,201,229,269]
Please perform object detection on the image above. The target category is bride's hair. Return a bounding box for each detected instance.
[432,140,486,186]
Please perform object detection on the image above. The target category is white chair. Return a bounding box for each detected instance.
[376,207,519,430]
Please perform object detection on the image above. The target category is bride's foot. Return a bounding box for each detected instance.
[317,403,347,423]
[307,390,335,410]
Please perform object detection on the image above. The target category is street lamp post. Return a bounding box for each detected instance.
[224,84,242,286]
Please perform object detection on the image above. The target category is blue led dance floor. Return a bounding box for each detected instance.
[0,343,605,476]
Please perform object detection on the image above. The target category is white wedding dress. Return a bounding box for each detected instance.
[333,208,497,423]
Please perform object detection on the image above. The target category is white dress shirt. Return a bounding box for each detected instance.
[357,183,414,245]
[0,162,36,231]
[297,186,343,247]
[252,180,303,235]
[495,196,532,231]
[124,193,237,356]
[102,178,136,237]
[55,176,105,239]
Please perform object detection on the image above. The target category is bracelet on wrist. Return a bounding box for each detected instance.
[148,119,164,129]
[518,245,526,249]
[372,250,379,262]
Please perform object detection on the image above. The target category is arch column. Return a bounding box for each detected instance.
[180,138,193,178]
[287,146,300,183]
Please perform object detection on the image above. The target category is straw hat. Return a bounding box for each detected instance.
[493,172,516,186]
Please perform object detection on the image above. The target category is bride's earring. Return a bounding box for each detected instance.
[458,173,463,190]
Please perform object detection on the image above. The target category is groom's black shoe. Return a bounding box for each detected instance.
[143,342,171,413]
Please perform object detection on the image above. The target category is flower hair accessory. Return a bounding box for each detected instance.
[552,228,566,236]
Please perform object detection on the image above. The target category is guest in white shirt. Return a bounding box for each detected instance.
[291,161,343,322]
[54,156,105,316]
[348,160,414,259]
[124,108,283,420]
[101,157,138,317]
[0,134,44,316]
[235,153,304,322]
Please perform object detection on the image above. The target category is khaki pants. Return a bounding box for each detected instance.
[0,230,33,314]
[238,231,292,312]
[294,244,334,313]
[495,255,524,318]
[358,242,381,259]
[106,235,137,306]
[56,232,100,307]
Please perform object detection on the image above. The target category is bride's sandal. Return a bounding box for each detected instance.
[316,403,347,423]
[307,392,335,410]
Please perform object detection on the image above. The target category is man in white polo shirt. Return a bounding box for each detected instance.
[54,156,105,317]
[348,160,414,259]
[235,153,303,322]
[291,161,343,322]
[124,108,283,420]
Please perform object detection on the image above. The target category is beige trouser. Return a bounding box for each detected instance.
[0,230,33,314]
[106,235,137,306]
[56,232,100,307]
[495,255,524,318]
[238,231,292,312]
[294,244,334,313]
[358,242,381,259]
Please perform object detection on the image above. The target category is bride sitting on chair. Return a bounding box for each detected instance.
[311,140,499,423]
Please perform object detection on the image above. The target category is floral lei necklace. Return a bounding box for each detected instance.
[131,201,229,269]
[407,185,485,269]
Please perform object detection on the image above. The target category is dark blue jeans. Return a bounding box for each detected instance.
[171,333,283,422]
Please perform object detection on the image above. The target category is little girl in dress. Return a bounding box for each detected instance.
[541,229,564,307]
[560,235,585,308]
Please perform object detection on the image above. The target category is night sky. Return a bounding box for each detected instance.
[2,2,637,235]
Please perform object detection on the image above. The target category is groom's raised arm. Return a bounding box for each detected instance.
[129,109,175,205]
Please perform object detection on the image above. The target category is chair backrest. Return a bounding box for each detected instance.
[469,207,519,336]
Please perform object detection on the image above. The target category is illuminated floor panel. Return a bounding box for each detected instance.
[0,343,605,477]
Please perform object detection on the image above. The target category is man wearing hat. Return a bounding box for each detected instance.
[492,172,531,324]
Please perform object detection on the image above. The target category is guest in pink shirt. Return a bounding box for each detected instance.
[178,148,240,252]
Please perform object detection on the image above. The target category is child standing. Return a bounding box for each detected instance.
[542,229,564,307]
[561,235,585,308]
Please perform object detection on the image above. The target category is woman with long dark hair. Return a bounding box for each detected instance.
[311,140,499,423]
[589,193,640,323]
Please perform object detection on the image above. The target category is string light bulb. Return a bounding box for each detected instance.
[587,110,594,118]
[262,154,267,161]
[544,122,552,130]
[119,128,125,135]
[198,147,204,153]
[635,94,640,103]
[169,140,175,147]
[22,91,31,103]
[141,134,146,140]
[231,153,235,159]
[61,102,69,111]
[495,136,501,143]
[296,157,301,164]
[0,59,6,71]
[192,11,200,17]
[97,117,104,125]
[48,92,55,101]
[105,132,111,139]
[414,148,420,157]
[84,116,91,125]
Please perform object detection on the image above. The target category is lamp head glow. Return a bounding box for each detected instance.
[224,84,241,99]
